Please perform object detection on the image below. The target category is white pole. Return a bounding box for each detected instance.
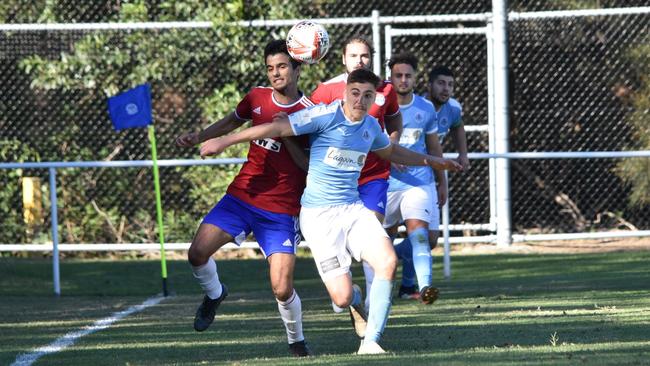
[492,0,512,247]
[486,22,498,232]
[442,171,451,279]
[49,168,61,296]
[371,10,382,76]
[384,25,392,78]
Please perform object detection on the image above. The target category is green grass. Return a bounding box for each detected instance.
[1,251,649,365]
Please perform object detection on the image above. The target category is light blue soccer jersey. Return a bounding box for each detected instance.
[288,101,391,208]
[435,97,462,143]
[388,95,438,192]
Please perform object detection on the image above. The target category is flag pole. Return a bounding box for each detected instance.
[148,124,169,297]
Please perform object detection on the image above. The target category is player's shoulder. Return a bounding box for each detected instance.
[299,94,316,108]
[321,73,347,85]
[246,86,273,98]
[308,100,340,119]
[414,94,435,109]
[377,80,395,94]
[448,97,462,110]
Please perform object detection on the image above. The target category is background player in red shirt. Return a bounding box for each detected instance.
[311,35,403,312]
[175,40,313,357]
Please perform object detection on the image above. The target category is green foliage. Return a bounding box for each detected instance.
[0,141,41,243]
[616,41,650,206]
[7,0,314,245]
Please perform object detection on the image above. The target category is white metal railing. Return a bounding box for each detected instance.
[2,150,650,292]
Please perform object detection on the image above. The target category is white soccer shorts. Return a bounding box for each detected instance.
[383,185,440,230]
[300,201,389,281]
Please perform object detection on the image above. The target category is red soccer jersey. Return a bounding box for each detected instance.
[311,73,400,185]
[226,87,313,216]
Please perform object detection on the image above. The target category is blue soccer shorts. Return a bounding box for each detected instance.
[202,194,300,257]
[358,178,389,216]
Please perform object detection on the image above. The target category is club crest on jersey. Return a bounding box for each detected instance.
[324,147,366,171]
[374,94,385,106]
[415,112,424,122]
[362,129,370,141]
[253,106,262,115]
[253,138,281,152]
[439,117,449,129]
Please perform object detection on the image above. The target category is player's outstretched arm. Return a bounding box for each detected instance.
[176,112,246,147]
[426,133,448,206]
[377,143,462,172]
[199,117,295,158]
[450,124,470,170]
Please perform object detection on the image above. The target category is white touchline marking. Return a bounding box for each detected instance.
[11,295,167,366]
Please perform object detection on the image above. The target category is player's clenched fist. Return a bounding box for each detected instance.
[176,132,200,147]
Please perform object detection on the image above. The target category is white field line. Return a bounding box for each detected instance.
[11,295,167,366]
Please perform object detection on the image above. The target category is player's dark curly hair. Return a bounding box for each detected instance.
[264,39,301,69]
[388,51,418,71]
[428,66,455,83]
[342,35,375,56]
[347,68,380,88]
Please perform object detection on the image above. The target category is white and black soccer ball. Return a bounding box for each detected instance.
[286,20,330,65]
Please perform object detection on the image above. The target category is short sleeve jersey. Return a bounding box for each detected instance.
[288,101,391,208]
[388,95,438,192]
[311,73,400,185]
[226,87,314,216]
[435,97,462,143]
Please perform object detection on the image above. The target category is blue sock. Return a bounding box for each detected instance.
[365,278,393,343]
[350,284,362,307]
[395,238,416,287]
[409,227,432,291]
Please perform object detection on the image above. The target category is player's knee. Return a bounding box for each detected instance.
[187,244,210,267]
[331,292,353,308]
[374,251,397,280]
[272,283,293,302]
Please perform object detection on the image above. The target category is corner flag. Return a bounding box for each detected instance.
[107,83,169,297]
[107,84,153,131]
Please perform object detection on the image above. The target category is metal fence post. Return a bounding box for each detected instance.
[371,9,381,76]
[492,0,512,247]
[49,167,61,296]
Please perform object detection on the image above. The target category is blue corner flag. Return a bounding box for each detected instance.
[107,84,153,131]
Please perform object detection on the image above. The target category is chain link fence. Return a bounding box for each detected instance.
[1,1,649,245]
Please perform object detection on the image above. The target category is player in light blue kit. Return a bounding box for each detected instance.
[383,52,445,304]
[200,69,462,355]
[396,65,471,300]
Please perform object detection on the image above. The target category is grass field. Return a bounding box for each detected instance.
[1,250,649,365]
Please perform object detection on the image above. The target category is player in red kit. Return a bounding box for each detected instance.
[175,40,313,357]
[310,35,403,329]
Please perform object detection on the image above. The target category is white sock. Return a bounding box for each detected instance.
[192,258,223,300]
[362,261,375,309]
[277,289,304,344]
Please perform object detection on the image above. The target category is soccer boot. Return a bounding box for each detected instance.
[357,340,387,355]
[419,285,439,305]
[193,284,228,332]
[348,284,368,338]
[288,340,311,357]
[397,285,420,300]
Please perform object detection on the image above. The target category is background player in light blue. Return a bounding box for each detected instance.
[428,66,469,170]
[396,65,471,300]
[381,52,446,304]
[200,69,462,355]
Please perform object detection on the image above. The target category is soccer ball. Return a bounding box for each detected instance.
[286,20,330,65]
